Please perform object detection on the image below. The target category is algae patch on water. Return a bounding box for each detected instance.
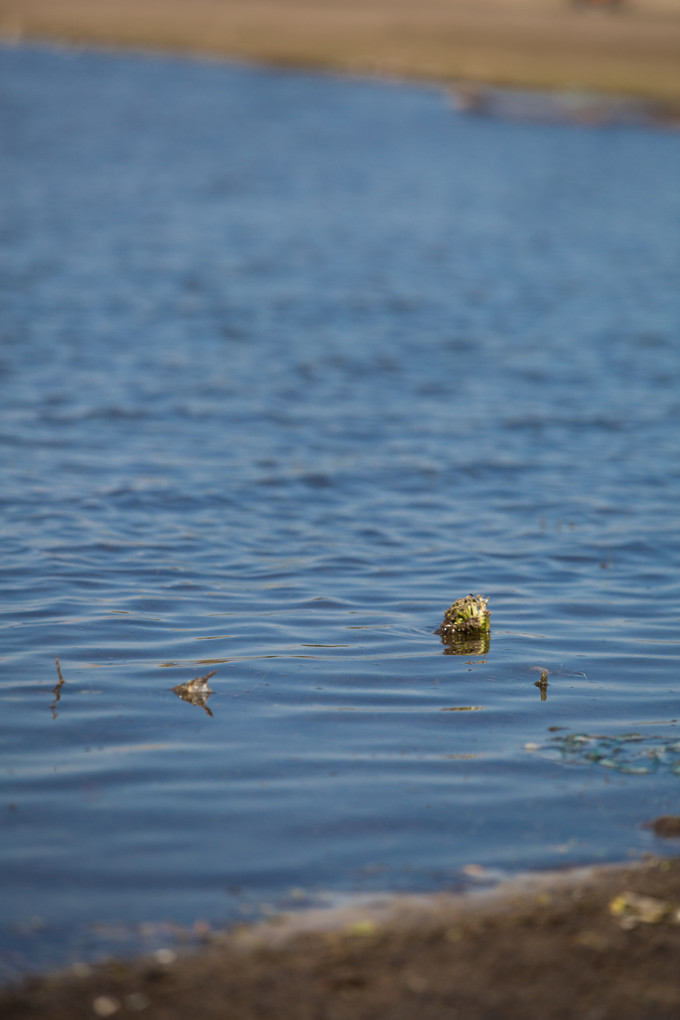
[546,732,680,775]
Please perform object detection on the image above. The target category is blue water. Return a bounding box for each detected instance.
[1,44,679,980]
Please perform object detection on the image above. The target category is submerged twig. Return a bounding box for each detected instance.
[51,655,66,718]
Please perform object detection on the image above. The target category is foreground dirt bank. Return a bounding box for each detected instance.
[3,856,680,1019]
[1,0,679,111]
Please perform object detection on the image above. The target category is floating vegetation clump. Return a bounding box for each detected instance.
[171,671,216,717]
[437,594,490,654]
[548,732,680,775]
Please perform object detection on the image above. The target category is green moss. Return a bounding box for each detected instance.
[437,594,490,648]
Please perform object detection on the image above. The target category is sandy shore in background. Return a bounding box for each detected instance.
[2,855,680,1018]
[1,0,679,111]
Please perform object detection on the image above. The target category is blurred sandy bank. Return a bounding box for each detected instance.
[1,0,679,113]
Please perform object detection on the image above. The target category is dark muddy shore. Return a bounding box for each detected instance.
[3,855,680,1019]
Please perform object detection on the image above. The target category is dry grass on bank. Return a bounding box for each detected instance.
[1,0,679,108]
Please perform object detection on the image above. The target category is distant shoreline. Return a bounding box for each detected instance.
[1,0,679,116]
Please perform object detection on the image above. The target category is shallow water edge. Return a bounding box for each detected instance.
[2,33,678,129]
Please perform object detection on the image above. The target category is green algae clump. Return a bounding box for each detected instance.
[438,594,490,646]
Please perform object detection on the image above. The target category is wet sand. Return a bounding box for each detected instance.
[3,855,680,1018]
[1,0,679,112]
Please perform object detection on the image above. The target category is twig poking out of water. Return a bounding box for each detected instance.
[534,669,549,702]
[51,655,66,718]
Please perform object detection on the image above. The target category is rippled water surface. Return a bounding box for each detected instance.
[1,44,679,979]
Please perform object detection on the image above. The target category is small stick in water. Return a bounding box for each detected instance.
[51,655,66,718]
[534,669,549,701]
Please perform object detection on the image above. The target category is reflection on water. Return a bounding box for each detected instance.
[50,657,66,719]
[0,43,679,979]
[440,633,491,656]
